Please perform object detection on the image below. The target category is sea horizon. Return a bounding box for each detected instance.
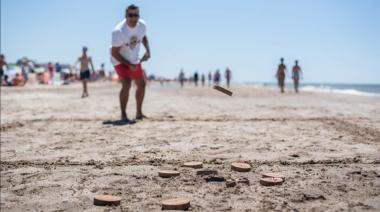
[242,81,380,96]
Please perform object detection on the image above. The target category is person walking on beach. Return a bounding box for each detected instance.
[47,62,55,82]
[20,62,29,84]
[99,63,106,80]
[194,71,199,86]
[0,54,8,86]
[55,63,62,73]
[201,74,205,87]
[74,46,95,98]
[276,58,287,93]
[208,71,212,86]
[214,69,221,85]
[292,60,302,93]
[111,4,151,121]
[179,69,185,88]
[225,67,232,87]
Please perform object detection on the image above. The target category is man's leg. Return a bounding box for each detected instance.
[120,78,131,120]
[81,80,86,97]
[84,79,88,96]
[280,79,285,93]
[135,78,146,119]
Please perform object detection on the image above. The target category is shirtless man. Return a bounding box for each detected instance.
[276,58,287,93]
[292,60,302,93]
[74,47,95,98]
[111,4,151,121]
[0,54,8,86]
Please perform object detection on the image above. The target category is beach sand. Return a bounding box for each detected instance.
[1,82,380,211]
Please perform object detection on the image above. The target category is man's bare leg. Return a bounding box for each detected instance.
[280,78,285,93]
[81,80,87,98]
[84,80,89,96]
[120,78,132,120]
[135,78,146,119]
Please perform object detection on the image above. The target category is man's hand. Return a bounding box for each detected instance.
[128,64,137,71]
[140,51,150,63]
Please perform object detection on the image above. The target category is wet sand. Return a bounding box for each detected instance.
[1,82,380,211]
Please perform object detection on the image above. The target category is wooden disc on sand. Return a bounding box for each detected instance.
[261,172,285,181]
[159,170,180,178]
[183,161,203,169]
[259,177,284,186]
[93,195,121,206]
[213,85,233,96]
[161,198,190,210]
[231,162,251,172]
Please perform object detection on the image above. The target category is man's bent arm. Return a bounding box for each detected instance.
[111,46,135,66]
[142,36,150,54]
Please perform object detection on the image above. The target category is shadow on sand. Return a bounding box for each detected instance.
[102,119,137,126]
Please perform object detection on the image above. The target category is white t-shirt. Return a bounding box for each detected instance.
[111,19,147,66]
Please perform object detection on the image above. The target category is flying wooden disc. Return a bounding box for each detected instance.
[231,162,251,172]
[213,85,233,96]
[261,172,285,181]
[183,161,203,169]
[196,169,218,176]
[93,195,121,206]
[158,170,180,178]
[259,177,284,186]
[161,198,190,210]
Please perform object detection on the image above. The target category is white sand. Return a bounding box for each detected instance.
[1,82,380,211]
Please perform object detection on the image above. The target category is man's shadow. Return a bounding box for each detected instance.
[102,119,137,126]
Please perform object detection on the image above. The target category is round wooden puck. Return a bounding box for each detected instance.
[93,195,121,206]
[231,162,251,172]
[261,172,285,181]
[158,170,180,178]
[161,198,190,210]
[259,177,284,186]
[183,161,203,169]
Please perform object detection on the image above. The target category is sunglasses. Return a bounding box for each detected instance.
[128,13,140,18]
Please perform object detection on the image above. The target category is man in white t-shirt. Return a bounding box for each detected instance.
[111,4,151,121]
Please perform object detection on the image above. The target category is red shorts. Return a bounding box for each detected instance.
[114,64,145,80]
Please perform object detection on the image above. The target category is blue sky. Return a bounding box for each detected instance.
[1,0,379,83]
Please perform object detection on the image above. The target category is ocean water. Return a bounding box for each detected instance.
[300,83,380,96]
[245,82,380,96]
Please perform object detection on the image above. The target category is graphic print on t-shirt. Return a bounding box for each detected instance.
[128,36,140,50]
